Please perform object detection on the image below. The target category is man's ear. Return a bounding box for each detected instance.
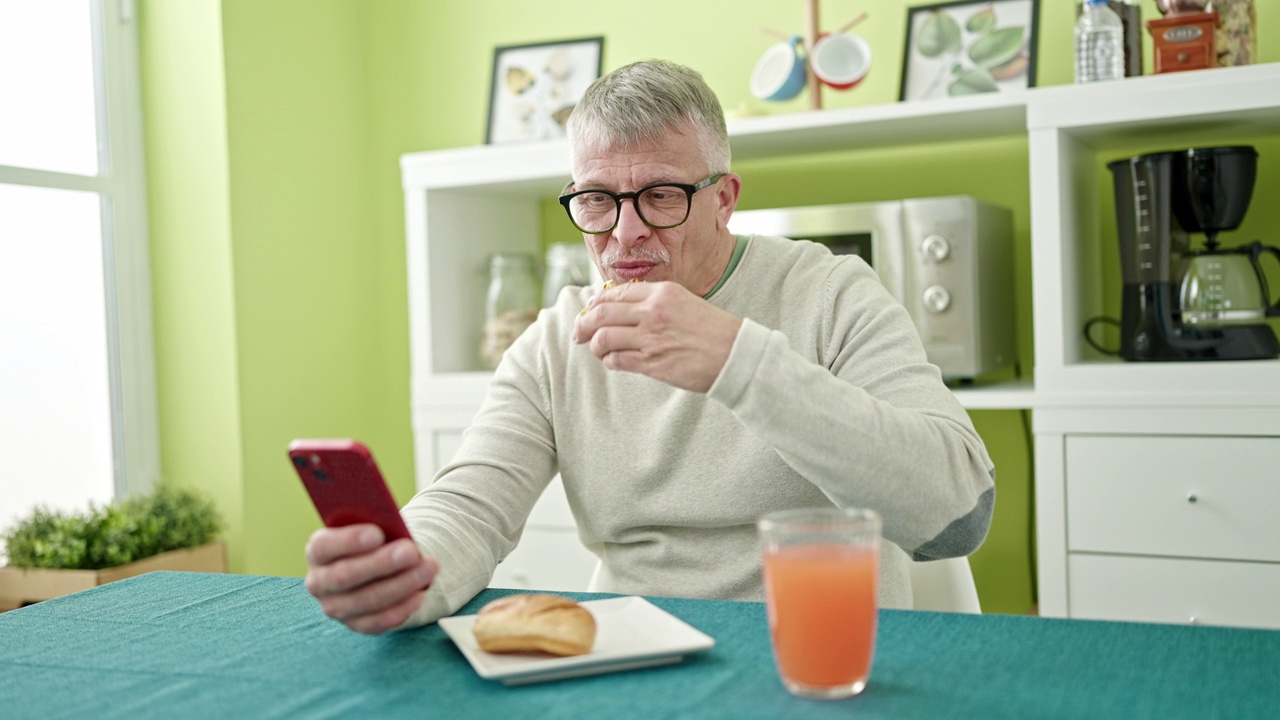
[715,173,742,228]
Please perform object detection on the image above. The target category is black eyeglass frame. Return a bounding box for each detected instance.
[557,173,725,234]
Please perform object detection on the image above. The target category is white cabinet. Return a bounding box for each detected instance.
[1068,555,1280,629]
[401,63,1280,608]
[1064,436,1280,563]
[1059,434,1280,629]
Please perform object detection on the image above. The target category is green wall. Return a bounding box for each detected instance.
[140,0,1279,615]
[140,0,246,569]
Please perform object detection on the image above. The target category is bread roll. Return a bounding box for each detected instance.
[472,594,597,656]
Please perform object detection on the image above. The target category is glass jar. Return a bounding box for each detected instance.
[542,242,598,307]
[1210,0,1257,67]
[481,252,539,369]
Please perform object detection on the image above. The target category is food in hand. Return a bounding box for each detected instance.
[471,593,597,656]
[580,278,644,315]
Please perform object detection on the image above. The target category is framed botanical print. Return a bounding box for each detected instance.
[900,0,1039,101]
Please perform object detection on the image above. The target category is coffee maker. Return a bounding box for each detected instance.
[1107,145,1280,361]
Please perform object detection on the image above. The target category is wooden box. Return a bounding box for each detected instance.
[0,541,227,611]
[1148,12,1218,74]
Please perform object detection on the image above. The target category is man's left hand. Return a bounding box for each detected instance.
[572,281,742,393]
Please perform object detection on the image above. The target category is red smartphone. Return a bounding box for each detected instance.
[288,439,412,543]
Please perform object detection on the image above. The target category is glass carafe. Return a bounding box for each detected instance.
[1179,243,1277,327]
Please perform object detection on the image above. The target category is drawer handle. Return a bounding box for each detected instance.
[1186,493,1198,504]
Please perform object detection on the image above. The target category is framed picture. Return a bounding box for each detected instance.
[900,0,1039,102]
[486,37,604,145]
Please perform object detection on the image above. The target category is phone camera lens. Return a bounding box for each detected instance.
[291,456,306,469]
[312,469,329,481]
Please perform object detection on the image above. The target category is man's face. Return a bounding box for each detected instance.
[569,126,737,296]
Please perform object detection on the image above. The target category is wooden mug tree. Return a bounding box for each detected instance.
[765,0,867,110]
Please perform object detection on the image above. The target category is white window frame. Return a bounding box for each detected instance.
[0,0,158,498]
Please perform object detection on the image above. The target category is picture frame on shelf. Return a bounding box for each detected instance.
[486,36,604,145]
[899,0,1039,102]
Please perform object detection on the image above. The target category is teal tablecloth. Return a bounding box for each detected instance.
[1,572,1277,719]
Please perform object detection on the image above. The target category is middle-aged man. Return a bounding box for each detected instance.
[304,59,996,634]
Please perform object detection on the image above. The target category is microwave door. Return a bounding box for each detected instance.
[726,201,907,299]
[864,202,907,303]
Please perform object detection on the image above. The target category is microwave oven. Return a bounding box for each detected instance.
[727,195,1015,381]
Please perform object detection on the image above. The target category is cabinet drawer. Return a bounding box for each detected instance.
[1069,554,1280,630]
[1154,42,1211,73]
[1065,435,1280,562]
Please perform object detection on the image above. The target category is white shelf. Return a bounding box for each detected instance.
[949,378,1036,410]
[726,89,1029,159]
[1027,63,1280,139]
[401,140,570,195]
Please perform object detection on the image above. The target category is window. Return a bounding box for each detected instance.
[0,0,157,542]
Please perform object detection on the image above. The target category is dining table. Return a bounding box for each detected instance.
[1,571,1277,719]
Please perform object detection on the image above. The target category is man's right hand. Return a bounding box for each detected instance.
[304,524,438,635]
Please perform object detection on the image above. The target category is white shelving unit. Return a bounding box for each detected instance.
[402,63,1280,616]
[1020,63,1280,628]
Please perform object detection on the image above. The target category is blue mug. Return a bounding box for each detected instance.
[750,36,807,102]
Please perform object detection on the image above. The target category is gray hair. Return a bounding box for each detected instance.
[567,59,731,174]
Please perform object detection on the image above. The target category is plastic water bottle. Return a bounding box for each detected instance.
[1075,0,1125,83]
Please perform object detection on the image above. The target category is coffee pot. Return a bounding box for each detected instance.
[1181,241,1280,327]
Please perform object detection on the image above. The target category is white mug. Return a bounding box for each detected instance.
[810,33,872,90]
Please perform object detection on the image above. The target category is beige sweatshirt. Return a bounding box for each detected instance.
[400,234,995,627]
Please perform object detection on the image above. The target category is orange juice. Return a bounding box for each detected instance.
[763,543,879,691]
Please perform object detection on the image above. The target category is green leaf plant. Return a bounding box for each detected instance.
[2,485,223,570]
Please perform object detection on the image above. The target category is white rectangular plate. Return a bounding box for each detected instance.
[439,595,716,685]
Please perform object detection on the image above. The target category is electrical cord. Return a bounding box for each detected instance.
[1082,316,1121,356]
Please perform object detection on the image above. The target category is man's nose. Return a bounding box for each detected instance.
[612,197,651,247]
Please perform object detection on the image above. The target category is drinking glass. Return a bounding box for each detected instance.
[758,507,881,700]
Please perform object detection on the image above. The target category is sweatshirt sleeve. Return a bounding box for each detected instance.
[394,327,560,628]
[707,263,995,561]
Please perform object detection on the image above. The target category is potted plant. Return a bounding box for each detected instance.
[0,485,226,610]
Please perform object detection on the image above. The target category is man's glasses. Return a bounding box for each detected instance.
[558,173,725,234]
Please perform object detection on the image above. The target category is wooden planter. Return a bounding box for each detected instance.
[0,540,227,611]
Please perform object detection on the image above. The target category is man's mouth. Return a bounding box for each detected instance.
[602,246,669,283]
[610,263,654,281]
